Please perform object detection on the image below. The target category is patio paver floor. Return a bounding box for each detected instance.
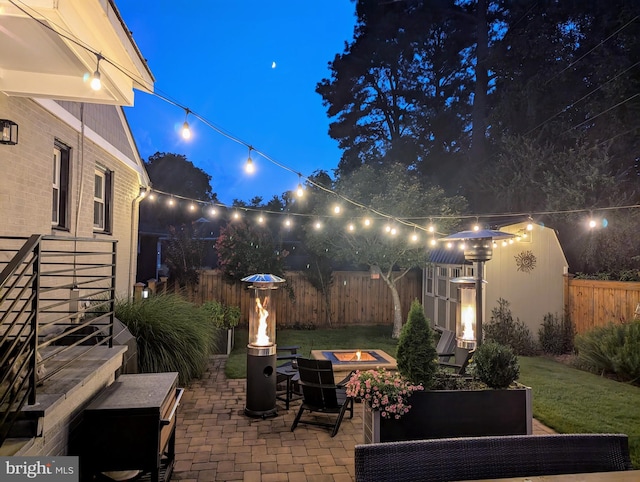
[172,355,554,482]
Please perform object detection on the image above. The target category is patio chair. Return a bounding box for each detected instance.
[438,346,474,375]
[435,329,456,363]
[276,345,303,409]
[290,357,354,437]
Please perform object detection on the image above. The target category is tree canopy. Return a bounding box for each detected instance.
[303,163,466,337]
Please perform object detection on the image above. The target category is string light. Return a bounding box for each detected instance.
[347,223,355,232]
[168,196,175,207]
[473,218,480,231]
[14,5,636,241]
[333,204,341,215]
[314,220,322,230]
[284,218,292,228]
[90,53,102,91]
[363,217,371,227]
[296,175,304,197]
[245,147,255,174]
[181,108,191,140]
[209,206,217,216]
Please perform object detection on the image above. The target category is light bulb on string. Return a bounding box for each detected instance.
[429,238,437,247]
[181,108,191,140]
[390,227,397,236]
[148,192,155,201]
[189,203,196,212]
[526,216,534,231]
[296,175,304,197]
[284,218,292,228]
[347,223,355,232]
[410,232,419,242]
[168,196,175,207]
[314,220,322,230]
[233,211,241,220]
[333,204,341,215]
[473,218,480,231]
[90,53,102,91]
[427,222,435,233]
[363,217,371,227]
[245,147,255,174]
[257,215,265,224]
[209,206,217,217]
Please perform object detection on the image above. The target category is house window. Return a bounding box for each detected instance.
[94,168,113,233]
[52,141,70,229]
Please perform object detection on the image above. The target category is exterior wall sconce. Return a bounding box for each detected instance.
[1,119,18,145]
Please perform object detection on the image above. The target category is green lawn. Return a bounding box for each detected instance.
[225,325,398,378]
[519,356,640,468]
[224,327,640,468]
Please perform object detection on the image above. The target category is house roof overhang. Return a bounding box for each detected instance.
[0,0,154,105]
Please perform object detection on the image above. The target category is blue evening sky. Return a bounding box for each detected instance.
[117,1,357,205]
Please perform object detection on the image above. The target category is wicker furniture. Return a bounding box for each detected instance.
[354,433,633,482]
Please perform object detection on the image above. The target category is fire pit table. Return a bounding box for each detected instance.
[311,349,397,382]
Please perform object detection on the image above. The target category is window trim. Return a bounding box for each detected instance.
[52,140,70,230]
[93,167,113,234]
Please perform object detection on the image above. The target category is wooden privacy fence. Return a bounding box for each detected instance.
[188,269,422,327]
[565,276,640,334]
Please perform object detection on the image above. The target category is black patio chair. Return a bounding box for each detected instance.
[290,357,354,437]
[435,329,456,363]
[438,345,474,375]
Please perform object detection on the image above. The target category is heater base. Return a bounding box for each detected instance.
[245,352,277,419]
[244,406,278,419]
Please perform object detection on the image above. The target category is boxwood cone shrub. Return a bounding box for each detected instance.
[472,341,520,389]
[396,300,438,388]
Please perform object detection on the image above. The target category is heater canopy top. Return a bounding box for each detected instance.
[241,274,285,283]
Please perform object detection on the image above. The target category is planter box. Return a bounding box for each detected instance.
[364,384,532,444]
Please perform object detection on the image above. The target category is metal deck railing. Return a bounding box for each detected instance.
[0,235,116,445]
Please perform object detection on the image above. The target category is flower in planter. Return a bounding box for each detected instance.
[345,368,423,419]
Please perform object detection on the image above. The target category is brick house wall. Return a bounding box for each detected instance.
[0,93,148,297]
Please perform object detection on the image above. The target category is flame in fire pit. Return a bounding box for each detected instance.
[254,296,271,346]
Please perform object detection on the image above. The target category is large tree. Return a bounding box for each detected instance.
[141,152,218,230]
[304,163,466,337]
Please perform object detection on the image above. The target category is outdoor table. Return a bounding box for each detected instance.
[462,470,640,481]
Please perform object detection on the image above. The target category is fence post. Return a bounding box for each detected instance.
[134,282,144,301]
[159,276,168,294]
[147,278,157,296]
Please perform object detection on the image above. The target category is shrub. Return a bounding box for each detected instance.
[484,298,538,355]
[575,320,640,383]
[538,312,575,355]
[115,293,219,384]
[201,300,240,330]
[472,341,520,389]
[396,300,438,388]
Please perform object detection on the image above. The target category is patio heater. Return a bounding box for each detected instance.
[241,273,285,418]
[442,230,514,347]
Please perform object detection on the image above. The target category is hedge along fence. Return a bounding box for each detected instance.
[565,276,640,334]
[183,269,423,328]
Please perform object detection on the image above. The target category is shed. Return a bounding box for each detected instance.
[423,222,568,340]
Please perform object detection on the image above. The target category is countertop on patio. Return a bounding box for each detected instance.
[172,355,555,482]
